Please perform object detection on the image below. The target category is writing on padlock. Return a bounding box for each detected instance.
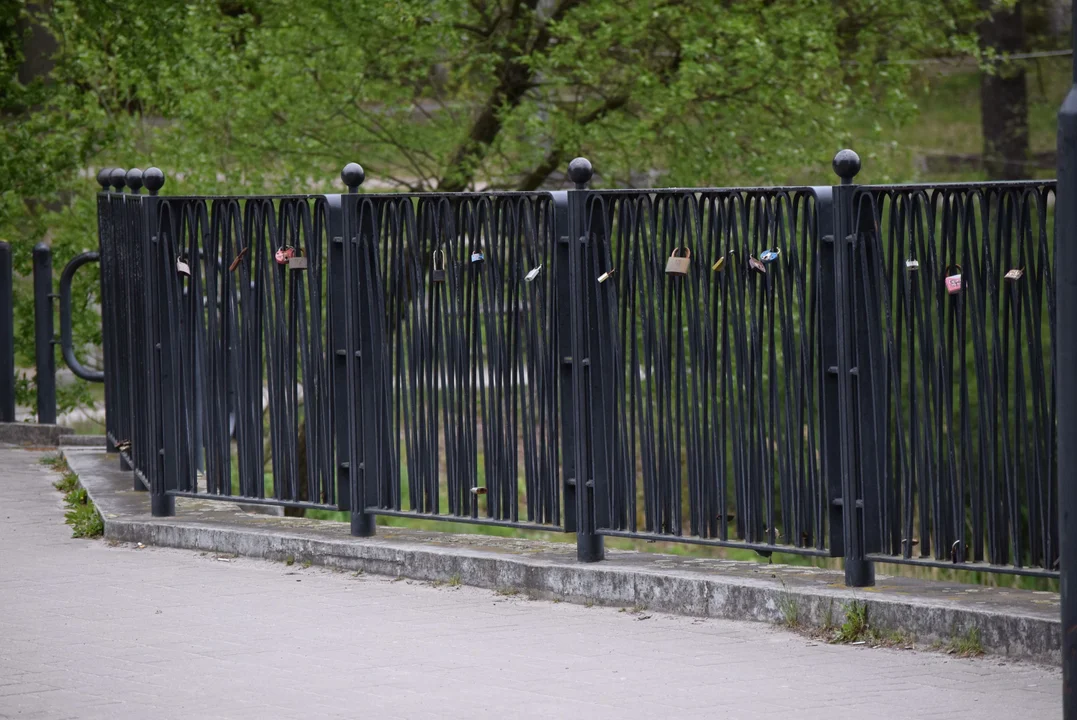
[944,264,962,295]
[431,250,446,283]
[665,247,691,277]
[176,254,191,277]
[524,265,542,282]
[275,246,295,265]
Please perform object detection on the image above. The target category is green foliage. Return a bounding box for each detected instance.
[0,0,997,416]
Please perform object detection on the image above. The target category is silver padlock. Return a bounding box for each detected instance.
[905,258,920,271]
[524,265,542,282]
[597,268,615,283]
[470,251,485,264]
[176,254,191,277]
[431,250,446,282]
[288,255,308,270]
[665,247,691,276]
[1004,267,1024,282]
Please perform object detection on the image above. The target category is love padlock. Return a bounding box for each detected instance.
[176,253,191,277]
[665,247,691,276]
[275,246,295,265]
[944,264,962,295]
[1004,267,1024,282]
[524,264,542,282]
[431,250,446,283]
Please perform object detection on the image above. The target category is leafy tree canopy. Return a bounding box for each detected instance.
[0,0,992,412]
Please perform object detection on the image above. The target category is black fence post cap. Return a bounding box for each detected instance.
[568,157,593,189]
[341,163,365,192]
[832,149,861,183]
[109,168,128,191]
[126,168,144,193]
[96,168,114,189]
[143,167,165,195]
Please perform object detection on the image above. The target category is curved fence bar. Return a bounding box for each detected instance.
[58,251,105,382]
[580,187,832,558]
[851,181,1058,577]
[344,191,566,532]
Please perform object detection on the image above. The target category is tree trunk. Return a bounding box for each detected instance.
[979,1,1029,181]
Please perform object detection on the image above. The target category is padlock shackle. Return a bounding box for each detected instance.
[670,246,690,259]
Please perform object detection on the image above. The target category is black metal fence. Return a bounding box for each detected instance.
[90,151,1058,584]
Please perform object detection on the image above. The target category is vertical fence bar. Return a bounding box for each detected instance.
[829,150,874,587]
[563,158,603,562]
[32,243,56,425]
[0,241,13,423]
[1056,16,1077,717]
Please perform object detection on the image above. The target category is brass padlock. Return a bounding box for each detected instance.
[432,250,446,282]
[665,247,691,276]
[288,248,307,270]
[944,264,962,295]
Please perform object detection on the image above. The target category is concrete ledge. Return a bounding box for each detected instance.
[0,422,74,447]
[63,448,1061,665]
[59,434,107,448]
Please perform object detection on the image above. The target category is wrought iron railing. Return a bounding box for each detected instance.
[91,151,1059,583]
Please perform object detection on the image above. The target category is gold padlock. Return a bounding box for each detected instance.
[665,247,691,276]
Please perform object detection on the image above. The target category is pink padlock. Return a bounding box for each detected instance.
[944,264,962,295]
[275,246,295,265]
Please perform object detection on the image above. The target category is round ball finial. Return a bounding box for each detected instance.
[96,168,113,189]
[109,168,128,191]
[832,149,861,183]
[143,167,165,195]
[126,168,144,193]
[567,157,593,189]
[341,162,365,191]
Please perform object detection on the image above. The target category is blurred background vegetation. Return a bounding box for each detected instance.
[0,0,1068,587]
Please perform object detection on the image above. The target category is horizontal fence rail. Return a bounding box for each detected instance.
[91,152,1059,581]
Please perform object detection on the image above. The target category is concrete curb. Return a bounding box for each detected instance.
[63,448,1061,665]
[0,422,73,446]
[59,434,107,447]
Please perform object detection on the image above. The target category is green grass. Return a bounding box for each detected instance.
[833,601,870,644]
[938,628,985,657]
[49,456,104,539]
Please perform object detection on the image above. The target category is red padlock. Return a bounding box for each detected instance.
[944,264,962,295]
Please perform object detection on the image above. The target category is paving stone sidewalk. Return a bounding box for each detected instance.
[0,447,1062,719]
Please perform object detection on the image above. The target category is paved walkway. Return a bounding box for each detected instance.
[0,448,1061,719]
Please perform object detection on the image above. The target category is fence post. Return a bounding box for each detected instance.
[825,149,874,588]
[1055,18,1077,717]
[32,243,56,425]
[340,163,376,537]
[144,167,175,517]
[96,169,119,453]
[559,157,603,563]
[0,241,13,423]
